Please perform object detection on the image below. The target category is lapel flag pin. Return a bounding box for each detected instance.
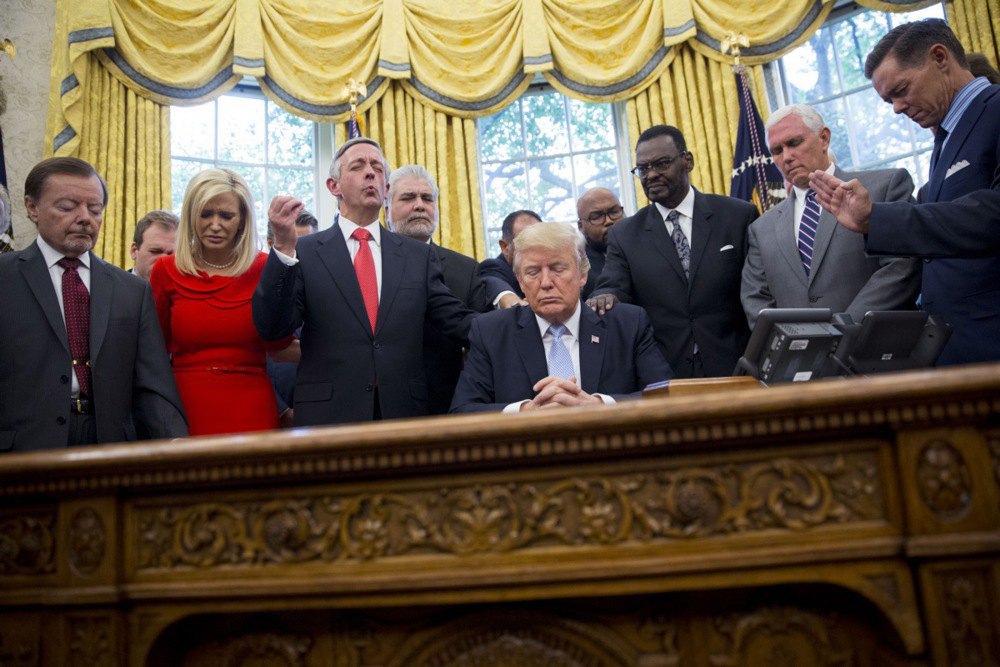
[591,335,600,344]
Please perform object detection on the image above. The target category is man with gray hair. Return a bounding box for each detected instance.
[741,103,920,328]
[254,138,478,425]
[387,164,489,414]
[450,222,670,413]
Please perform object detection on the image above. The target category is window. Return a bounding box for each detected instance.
[170,84,320,242]
[477,87,631,257]
[776,3,946,188]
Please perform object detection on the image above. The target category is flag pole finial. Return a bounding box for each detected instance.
[722,32,750,72]
[343,78,367,115]
[0,39,15,61]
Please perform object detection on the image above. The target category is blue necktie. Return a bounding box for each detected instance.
[547,324,575,379]
[666,209,690,279]
[798,189,820,276]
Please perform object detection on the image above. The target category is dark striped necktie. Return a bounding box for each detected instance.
[798,189,820,276]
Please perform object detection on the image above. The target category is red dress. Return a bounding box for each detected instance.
[150,252,292,436]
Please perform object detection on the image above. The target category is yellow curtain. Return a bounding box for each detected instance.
[625,44,769,203]
[79,59,171,266]
[946,0,1000,69]
[45,0,171,268]
[336,83,486,261]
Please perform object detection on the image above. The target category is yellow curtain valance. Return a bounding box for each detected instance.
[49,0,941,157]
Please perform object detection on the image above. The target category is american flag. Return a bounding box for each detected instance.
[730,69,785,214]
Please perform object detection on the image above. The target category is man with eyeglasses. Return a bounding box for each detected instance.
[576,187,624,298]
[588,125,759,378]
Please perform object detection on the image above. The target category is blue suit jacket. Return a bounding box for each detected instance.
[253,223,477,425]
[867,84,1000,365]
[450,302,671,413]
[478,253,522,302]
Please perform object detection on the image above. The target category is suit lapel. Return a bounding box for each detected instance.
[688,191,714,283]
[315,221,374,336]
[515,306,548,384]
[375,230,404,336]
[928,88,990,201]
[88,253,114,363]
[18,243,70,354]
[578,305,605,393]
[642,206,686,281]
[772,198,807,286]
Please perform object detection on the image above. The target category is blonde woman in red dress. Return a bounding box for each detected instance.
[150,168,294,436]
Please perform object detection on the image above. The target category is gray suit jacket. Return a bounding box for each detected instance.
[741,167,921,328]
[0,242,188,452]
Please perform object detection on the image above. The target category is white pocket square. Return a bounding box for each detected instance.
[719,244,734,252]
[946,160,970,179]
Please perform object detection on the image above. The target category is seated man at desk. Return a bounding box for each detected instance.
[451,222,671,413]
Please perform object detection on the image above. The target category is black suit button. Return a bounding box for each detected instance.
[365,384,373,392]
[373,342,381,349]
[809,296,819,303]
[56,416,66,425]
[61,375,70,384]
[924,259,932,264]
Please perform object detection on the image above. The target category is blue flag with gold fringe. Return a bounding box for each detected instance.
[730,70,785,214]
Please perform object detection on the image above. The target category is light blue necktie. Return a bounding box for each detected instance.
[547,324,575,379]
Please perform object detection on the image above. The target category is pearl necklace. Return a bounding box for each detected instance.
[200,255,237,270]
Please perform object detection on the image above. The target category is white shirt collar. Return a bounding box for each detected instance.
[653,186,696,221]
[792,161,835,202]
[36,235,91,270]
[534,300,582,340]
[338,213,382,246]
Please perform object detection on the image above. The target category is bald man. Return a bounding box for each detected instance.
[576,188,624,298]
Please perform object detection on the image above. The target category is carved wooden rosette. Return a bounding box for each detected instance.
[0,511,56,577]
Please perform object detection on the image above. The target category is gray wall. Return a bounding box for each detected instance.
[1,0,57,248]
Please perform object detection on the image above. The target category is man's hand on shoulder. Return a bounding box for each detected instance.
[586,293,618,315]
[519,376,602,411]
[498,293,528,309]
[269,196,305,257]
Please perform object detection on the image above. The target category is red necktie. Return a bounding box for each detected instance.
[57,257,92,396]
[352,228,378,333]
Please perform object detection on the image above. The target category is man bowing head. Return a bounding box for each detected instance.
[450,222,670,413]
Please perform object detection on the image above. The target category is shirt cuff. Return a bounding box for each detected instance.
[503,400,530,413]
[595,393,615,405]
[492,290,516,309]
[274,248,298,265]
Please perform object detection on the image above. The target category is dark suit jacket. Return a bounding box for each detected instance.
[0,243,188,452]
[581,241,607,299]
[593,190,759,378]
[424,243,489,415]
[867,84,1000,365]
[450,302,671,413]
[253,223,477,426]
[478,253,522,302]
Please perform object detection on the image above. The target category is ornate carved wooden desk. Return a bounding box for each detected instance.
[1,365,998,666]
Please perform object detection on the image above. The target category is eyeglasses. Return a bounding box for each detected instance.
[630,152,688,178]
[583,205,625,224]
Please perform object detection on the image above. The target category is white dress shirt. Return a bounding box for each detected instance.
[502,302,614,412]
[791,162,835,239]
[275,213,383,297]
[654,186,696,243]
[36,236,91,397]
